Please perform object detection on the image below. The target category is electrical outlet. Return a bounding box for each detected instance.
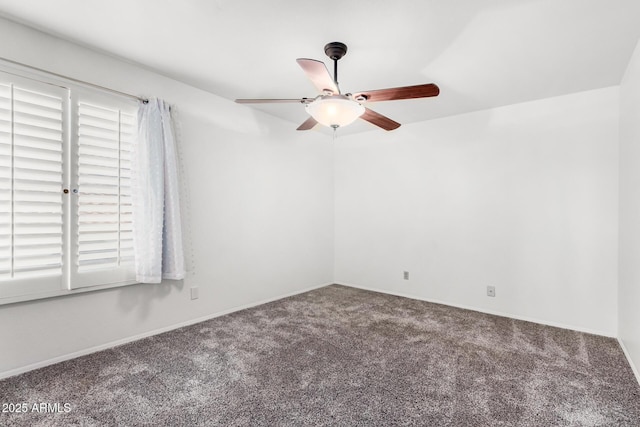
[403,271,409,280]
[190,287,199,300]
[487,286,496,297]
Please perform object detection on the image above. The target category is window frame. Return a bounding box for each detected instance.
[0,61,139,306]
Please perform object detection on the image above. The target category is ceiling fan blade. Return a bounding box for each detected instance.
[235,98,312,104]
[296,58,339,95]
[352,83,439,103]
[297,116,318,131]
[361,108,401,131]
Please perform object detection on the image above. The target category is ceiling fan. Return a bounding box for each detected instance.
[235,42,440,131]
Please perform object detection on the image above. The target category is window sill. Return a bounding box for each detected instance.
[0,279,140,306]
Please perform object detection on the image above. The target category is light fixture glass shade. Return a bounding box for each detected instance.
[306,95,365,128]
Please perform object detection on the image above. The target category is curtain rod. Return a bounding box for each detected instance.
[0,56,149,104]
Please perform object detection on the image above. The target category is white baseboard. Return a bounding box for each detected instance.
[618,338,640,386]
[334,282,614,338]
[0,282,333,380]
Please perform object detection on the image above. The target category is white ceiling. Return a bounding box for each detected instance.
[0,0,639,134]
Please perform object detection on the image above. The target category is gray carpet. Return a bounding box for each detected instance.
[1,284,639,426]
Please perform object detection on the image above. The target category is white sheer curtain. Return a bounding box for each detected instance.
[132,98,185,283]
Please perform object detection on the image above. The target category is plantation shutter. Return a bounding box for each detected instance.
[0,65,139,303]
[70,91,136,289]
[0,74,68,298]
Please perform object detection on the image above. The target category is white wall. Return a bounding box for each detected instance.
[0,18,334,376]
[335,87,619,336]
[619,40,640,376]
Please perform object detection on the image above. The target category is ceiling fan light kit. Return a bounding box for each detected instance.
[235,42,439,132]
[306,95,365,128]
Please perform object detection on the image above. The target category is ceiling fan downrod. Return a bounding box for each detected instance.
[324,42,347,89]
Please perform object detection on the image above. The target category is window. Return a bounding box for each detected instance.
[0,67,137,304]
